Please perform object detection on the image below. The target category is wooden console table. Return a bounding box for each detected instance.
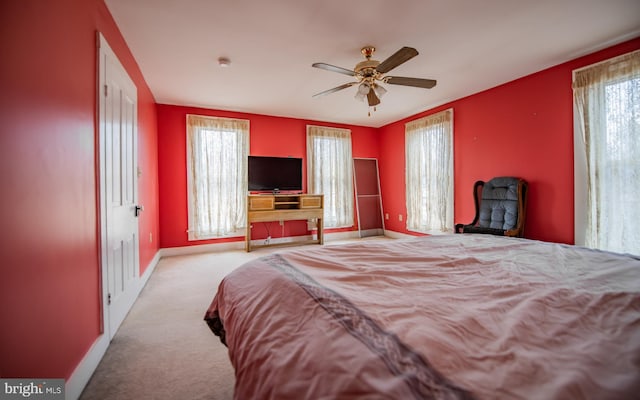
[246,194,324,252]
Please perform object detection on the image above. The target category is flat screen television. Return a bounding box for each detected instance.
[248,156,303,192]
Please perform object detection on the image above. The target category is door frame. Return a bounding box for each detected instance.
[97,32,140,339]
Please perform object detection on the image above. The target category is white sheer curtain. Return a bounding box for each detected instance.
[573,50,639,255]
[306,125,353,228]
[405,109,453,233]
[186,114,249,240]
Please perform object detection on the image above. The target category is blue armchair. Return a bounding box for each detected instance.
[455,177,528,237]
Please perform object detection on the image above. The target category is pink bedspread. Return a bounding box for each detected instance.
[205,235,640,399]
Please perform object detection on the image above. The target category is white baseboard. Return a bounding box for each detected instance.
[358,228,385,237]
[65,249,161,400]
[160,240,246,257]
[139,250,161,289]
[324,230,361,242]
[65,332,109,400]
[382,230,415,239]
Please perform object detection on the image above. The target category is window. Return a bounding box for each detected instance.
[573,50,639,255]
[186,114,249,240]
[306,125,353,228]
[405,109,454,233]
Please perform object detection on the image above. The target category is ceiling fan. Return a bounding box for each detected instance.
[312,46,436,113]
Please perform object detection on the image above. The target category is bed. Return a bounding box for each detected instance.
[204,234,640,399]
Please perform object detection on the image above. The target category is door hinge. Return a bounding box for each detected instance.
[104,84,108,97]
[107,293,111,305]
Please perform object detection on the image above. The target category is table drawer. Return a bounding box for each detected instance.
[249,196,275,211]
[300,196,322,209]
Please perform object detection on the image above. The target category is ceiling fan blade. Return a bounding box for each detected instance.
[312,82,358,98]
[386,76,437,89]
[367,88,380,106]
[312,62,355,76]
[375,47,419,74]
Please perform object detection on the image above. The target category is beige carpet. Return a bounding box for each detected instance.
[79,249,264,400]
[80,238,389,399]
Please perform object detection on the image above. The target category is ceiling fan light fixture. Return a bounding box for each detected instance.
[373,84,387,98]
[355,82,370,102]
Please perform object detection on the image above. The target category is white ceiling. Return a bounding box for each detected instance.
[105,0,640,128]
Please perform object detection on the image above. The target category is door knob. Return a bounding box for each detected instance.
[135,205,144,217]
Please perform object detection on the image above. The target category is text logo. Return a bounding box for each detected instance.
[0,380,64,400]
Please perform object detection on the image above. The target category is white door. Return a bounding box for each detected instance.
[98,33,140,339]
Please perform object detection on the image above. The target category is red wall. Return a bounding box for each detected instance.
[379,37,640,244]
[0,0,159,380]
[157,104,379,248]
